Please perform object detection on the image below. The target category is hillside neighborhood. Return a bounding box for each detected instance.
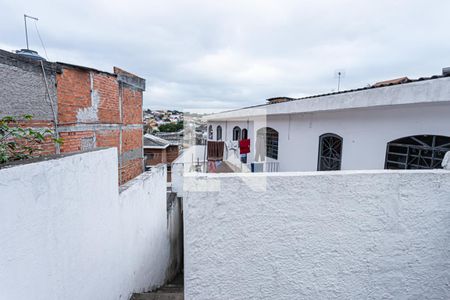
[1,2,450,300]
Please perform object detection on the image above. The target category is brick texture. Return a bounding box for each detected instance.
[96,130,120,150]
[94,73,120,124]
[59,131,95,153]
[122,129,142,153]
[122,87,143,125]
[2,51,145,184]
[57,68,91,124]
[120,158,143,184]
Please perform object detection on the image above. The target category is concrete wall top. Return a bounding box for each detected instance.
[205,76,450,121]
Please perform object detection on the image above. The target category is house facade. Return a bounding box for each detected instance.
[205,71,450,172]
[0,49,145,184]
[144,134,180,181]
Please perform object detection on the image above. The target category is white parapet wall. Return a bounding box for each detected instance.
[184,170,450,299]
[172,145,206,197]
[0,148,170,300]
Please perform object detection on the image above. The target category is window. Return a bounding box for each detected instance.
[256,127,279,160]
[233,126,241,141]
[208,125,213,140]
[385,135,450,169]
[242,128,248,140]
[216,125,222,141]
[318,133,343,171]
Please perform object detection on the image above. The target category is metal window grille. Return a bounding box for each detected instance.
[385,135,450,169]
[233,126,241,141]
[257,127,279,160]
[216,125,222,141]
[208,125,213,140]
[318,133,343,171]
[242,128,248,140]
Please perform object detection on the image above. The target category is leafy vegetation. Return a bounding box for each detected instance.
[0,115,62,164]
[158,121,184,132]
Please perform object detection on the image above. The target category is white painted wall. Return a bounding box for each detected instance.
[0,148,170,300]
[184,170,450,299]
[208,102,450,171]
[172,145,206,197]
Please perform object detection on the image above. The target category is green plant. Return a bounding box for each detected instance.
[158,121,184,133]
[0,115,62,164]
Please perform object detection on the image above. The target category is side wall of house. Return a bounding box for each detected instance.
[144,148,166,166]
[184,170,450,299]
[56,67,144,184]
[0,50,58,155]
[0,148,170,300]
[209,102,450,171]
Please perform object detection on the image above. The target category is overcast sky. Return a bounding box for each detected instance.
[1,0,450,112]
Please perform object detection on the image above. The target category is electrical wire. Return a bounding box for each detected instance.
[34,21,49,60]
[40,60,60,153]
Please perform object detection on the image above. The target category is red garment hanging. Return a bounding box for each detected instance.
[239,139,250,154]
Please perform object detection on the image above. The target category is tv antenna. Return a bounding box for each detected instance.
[334,69,346,92]
[24,14,38,50]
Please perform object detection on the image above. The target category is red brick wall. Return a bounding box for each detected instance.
[166,145,179,164]
[122,128,142,152]
[144,148,166,166]
[55,66,144,184]
[6,120,57,157]
[96,130,120,151]
[122,87,143,125]
[57,68,91,124]
[120,158,143,184]
[94,73,120,124]
[59,131,95,153]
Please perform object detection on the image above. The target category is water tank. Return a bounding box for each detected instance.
[15,49,46,61]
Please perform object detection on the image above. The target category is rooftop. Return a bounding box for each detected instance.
[205,70,450,121]
[144,134,172,149]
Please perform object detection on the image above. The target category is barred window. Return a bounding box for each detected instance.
[233,126,241,141]
[318,133,343,171]
[216,125,222,141]
[257,127,279,160]
[242,128,248,140]
[385,135,450,169]
[208,125,213,140]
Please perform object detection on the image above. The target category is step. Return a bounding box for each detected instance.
[130,292,183,300]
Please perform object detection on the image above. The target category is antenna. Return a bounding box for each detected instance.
[24,14,38,50]
[334,69,346,92]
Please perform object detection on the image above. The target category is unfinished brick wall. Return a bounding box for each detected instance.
[56,65,145,184]
[144,148,166,166]
[95,73,120,124]
[122,129,142,153]
[59,131,95,152]
[96,130,120,149]
[1,50,145,184]
[120,159,144,184]
[166,145,180,164]
[57,68,91,124]
[122,87,142,125]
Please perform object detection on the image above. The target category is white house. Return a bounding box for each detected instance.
[205,70,450,172]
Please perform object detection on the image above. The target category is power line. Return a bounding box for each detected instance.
[34,21,49,60]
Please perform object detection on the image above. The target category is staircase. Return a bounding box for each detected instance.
[130,273,183,300]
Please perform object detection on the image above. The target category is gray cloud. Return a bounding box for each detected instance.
[1,0,450,112]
